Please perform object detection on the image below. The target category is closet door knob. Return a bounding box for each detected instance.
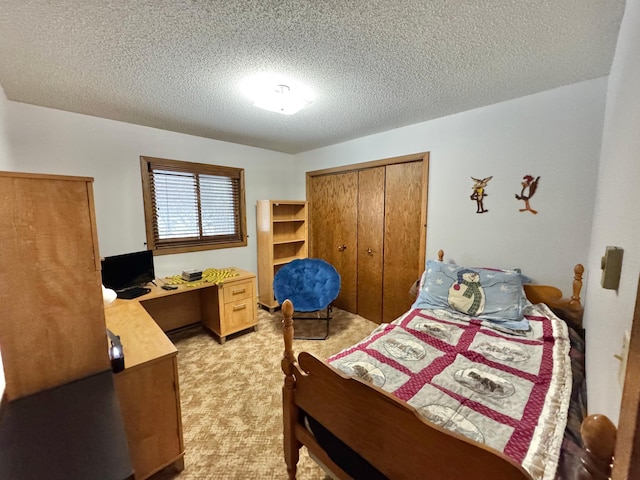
[337,244,347,251]
[367,248,373,255]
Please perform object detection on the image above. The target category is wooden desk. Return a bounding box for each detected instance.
[105,301,183,480]
[137,268,258,343]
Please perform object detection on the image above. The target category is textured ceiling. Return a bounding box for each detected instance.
[0,1,626,154]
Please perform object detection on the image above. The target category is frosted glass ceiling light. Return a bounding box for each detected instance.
[253,84,311,115]
[242,74,314,115]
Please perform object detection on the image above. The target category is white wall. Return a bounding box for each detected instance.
[295,79,607,296]
[584,0,640,424]
[0,85,13,169]
[5,103,302,277]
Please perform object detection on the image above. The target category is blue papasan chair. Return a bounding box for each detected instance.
[273,258,341,340]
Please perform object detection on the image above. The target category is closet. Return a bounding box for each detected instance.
[307,153,428,323]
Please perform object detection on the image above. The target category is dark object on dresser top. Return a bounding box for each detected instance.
[0,370,134,480]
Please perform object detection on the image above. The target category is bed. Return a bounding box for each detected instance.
[281,251,617,480]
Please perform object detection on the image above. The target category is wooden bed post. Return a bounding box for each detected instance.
[562,264,585,329]
[281,299,300,480]
[570,264,584,311]
[581,414,617,478]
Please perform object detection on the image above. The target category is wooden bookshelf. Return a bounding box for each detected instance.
[256,200,308,311]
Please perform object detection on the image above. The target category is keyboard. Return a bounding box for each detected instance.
[116,286,151,299]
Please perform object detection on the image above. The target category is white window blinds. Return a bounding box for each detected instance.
[141,157,246,253]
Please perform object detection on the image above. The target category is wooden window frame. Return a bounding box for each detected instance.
[140,156,247,255]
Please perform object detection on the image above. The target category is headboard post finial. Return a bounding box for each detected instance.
[581,414,616,478]
[571,264,585,310]
[437,250,444,262]
[281,299,297,389]
[282,299,295,365]
[280,298,301,480]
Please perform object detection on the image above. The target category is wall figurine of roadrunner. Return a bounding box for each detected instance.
[515,175,540,214]
[470,176,492,214]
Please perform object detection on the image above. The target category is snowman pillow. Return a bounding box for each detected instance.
[412,260,529,330]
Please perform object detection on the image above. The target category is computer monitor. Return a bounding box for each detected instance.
[101,250,155,292]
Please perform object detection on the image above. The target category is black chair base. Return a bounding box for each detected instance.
[293,305,332,340]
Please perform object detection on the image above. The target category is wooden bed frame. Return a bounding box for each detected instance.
[281,252,617,480]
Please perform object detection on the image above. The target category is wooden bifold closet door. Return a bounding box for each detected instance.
[382,161,425,321]
[307,171,358,313]
[356,167,385,321]
[307,153,428,323]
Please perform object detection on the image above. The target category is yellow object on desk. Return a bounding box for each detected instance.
[164,267,239,287]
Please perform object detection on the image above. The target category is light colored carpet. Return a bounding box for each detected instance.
[150,307,378,480]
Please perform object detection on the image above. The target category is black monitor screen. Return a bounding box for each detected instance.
[101,250,155,291]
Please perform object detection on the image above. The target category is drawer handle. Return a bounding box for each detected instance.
[233,304,247,311]
[232,288,246,295]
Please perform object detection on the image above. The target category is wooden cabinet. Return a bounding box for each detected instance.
[257,200,309,311]
[105,301,184,479]
[307,154,428,323]
[201,273,258,343]
[0,172,110,401]
[0,172,132,480]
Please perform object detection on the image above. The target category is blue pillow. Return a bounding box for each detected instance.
[412,260,529,330]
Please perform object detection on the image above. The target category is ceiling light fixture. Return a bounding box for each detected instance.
[253,84,311,115]
[241,74,314,115]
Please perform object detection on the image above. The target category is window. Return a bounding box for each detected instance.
[140,156,247,255]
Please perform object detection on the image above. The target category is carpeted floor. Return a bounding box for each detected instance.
[150,307,378,480]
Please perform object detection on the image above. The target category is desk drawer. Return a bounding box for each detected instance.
[200,273,257,342]
[222,299,256,335]
[221,280,254,303]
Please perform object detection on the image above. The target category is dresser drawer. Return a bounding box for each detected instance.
[221,279,254,303]
[221,299,256,335]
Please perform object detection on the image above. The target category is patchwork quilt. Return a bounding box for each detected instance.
[327,303,572,480]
